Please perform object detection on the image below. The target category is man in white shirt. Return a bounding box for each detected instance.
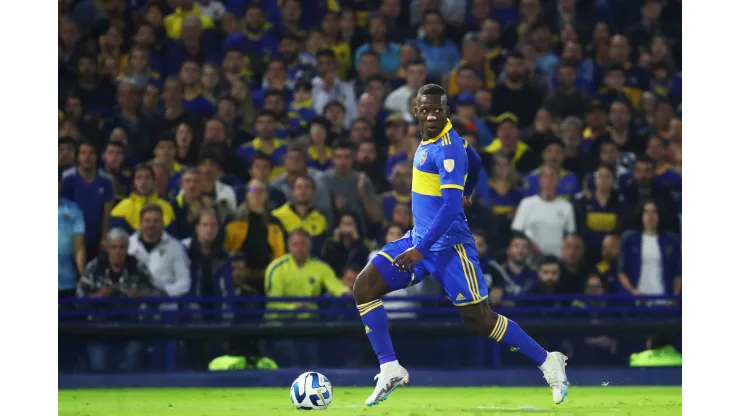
[128,204,191,297]
[512,166,576,257]
[384,59,427,117]
[312,49,356,128]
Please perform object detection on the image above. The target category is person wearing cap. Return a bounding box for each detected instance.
[453,92,494,147]
[484,113,540,175]
[522,139,580,199]
[444,32,496,98]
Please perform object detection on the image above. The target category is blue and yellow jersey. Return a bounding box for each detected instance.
[288,100,316,134]
[574,192,620,251]
[410,120,474,251]
[106,168,133,205]
[183,89,216,117]
[274,120,291,139]
[522,168,580,199]
[487,180,523,217]
[163,6,214,39]
[307,145,333,171]
[236,138,287,181]
[109,193,175,234]
[224,29,279,63]
[380,191,411,222]
[271,203,328,257]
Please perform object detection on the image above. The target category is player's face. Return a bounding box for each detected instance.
[289,234,311,262]
[414,94,448,139]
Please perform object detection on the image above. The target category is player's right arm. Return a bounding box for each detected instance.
[414,143,467,256]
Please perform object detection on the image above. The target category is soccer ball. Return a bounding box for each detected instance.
[290,372,333,410]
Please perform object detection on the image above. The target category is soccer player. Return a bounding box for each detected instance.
[353,85,569,407]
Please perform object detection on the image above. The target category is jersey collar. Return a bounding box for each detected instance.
[421,119,453,145]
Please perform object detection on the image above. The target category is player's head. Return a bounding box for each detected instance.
[414,84,449,139]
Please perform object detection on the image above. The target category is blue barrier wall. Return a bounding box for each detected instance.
[59,368,681,389]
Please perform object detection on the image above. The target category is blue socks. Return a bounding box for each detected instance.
[490,315,548,366]
[357,300,397,364]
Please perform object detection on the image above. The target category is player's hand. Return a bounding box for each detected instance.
[463,196,473,208]
[393,248,423,272]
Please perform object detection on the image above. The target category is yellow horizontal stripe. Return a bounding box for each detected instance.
[440,184,464,190]
[412,167,442,196]
[489,315,506,340]
[496,316,509,342]
[359,302,383,316]
[357,299,381,312]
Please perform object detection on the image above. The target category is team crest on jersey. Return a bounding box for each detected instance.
[443,159,455,172]
[419,151,427,166]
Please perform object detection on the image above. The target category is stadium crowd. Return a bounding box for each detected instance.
[58,0,682,368]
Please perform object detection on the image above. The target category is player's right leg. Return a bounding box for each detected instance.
[353,234,418,406]
[434,243,569,404]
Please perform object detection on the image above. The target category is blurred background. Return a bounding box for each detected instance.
[58,0,682,378]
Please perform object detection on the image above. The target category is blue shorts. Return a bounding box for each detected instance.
[370,233,488,306]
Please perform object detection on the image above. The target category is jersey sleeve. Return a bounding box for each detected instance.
[438,140,468,191]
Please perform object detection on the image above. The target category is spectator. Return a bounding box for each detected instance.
[59,169,86,299]
[174,122,198,166]
[164,0,215,40]
[288,82,318,136]
[590,234,621,293]
[355,13,402,75]
[224,179,286,288]
[323,212,371,275]
[102,140,133,205]
[414,11,460,80]
[618,200,681,297]
[183,210,232,302]
[370,223,404,259]
[545,64,591,120]
[202,118,245,179]
[264,229,349,365]
[248,152,286,209]
[152,161,172,200]
[195,151,238,217]
[224,3,279,62]
[128,204,191,298]
[559,235,589,294]
[645,135,681,198]
[59,137,77,171]
[531,255,567,299]
[151,133,183,178]
[390,203,413,232]
[528,20,559,74]
[312,49,357,128]
[272,176,329,257]
[61,141,114,259]
[112,165,176,234]
[380,162,412,224]
[620,156,680,234]
[385,59,426,116]
[272,145,333,222]
[321,141,381,233]
[574,164,622,262]
[171,169,228,239]
[77,228,157,372]
[237,111,288,181]
[484,114,540,176]
[306,117,334,171]
[487,233,539,305]
[512,166,576,258]
[162,16,220,78]
[446,32,496,101]
[179,60,216,117]
[453,93,494,147]
[153,77,202,141]
[490,51,543,128]
[522,139,580,199]
[596,99,647,169]
[584,140,630,193]
[560,117,592,182]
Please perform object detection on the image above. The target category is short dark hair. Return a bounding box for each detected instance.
[634,155,656,169]
[264,89,285,100]
[343,263,362,274]
[250,151,273,168]
[323,100,346,113]
[367,73,386,84]
[421,10,442,24]
[106,140,126,151]
[332,140,355,153]
[316,48,336,61]
[540,255,560,267]
[407,58,426,68]
[59,136,77,147]
[75,140,96,159]
[140,203,163,219]
[256,109,276,120]
[505,50,525,61]
[199,150,224,168]
[359,50,380,61]
[134,164,154,178]
[294,81,312,93]
[417,83,446,97]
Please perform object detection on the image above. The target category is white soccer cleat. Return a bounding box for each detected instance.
[540,351,569,404]
[364,366,409,406]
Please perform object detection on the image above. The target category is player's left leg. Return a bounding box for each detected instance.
[436,243,569,404]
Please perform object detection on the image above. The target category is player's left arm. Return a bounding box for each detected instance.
[414,144,467,256]
[463,140,482,198]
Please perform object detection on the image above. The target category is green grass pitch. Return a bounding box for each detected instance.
[58,386,681,416]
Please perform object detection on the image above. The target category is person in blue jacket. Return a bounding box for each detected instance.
[618,200,681,297]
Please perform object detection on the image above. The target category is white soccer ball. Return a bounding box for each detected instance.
[290,372,334,410]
